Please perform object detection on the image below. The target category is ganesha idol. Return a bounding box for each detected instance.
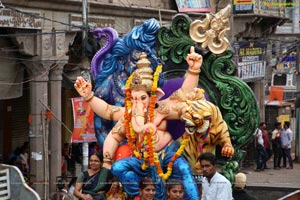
[74,46,234,199]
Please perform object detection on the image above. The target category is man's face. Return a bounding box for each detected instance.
[200,159,216,179]
[277,125,282,130]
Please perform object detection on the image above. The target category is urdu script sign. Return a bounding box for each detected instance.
[70,14,115,30]
[0,9,42,29]
[234,41,267,82]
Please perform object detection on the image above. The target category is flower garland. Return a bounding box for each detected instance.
[144,64,190,180]
[148,64,162,122]
[154,133,190,180]
[124,74,141,159]
[123,64,190,180]
[143,64,162,168]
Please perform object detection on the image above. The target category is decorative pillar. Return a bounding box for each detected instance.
[49,63,64,194]
[26,60,51,199]
[15,15,70,197]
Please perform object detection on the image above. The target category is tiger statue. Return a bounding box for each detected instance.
[178,88,234,174]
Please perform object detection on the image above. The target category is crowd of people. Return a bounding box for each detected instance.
[255,121,294,172]
[6,121,293,200]
[49,151,261,200]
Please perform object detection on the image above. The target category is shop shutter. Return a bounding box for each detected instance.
[11,91,29,150]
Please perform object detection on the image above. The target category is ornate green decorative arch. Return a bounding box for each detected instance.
[157,13,260,182]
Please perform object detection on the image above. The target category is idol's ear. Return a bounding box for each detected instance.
[156,88,165,101]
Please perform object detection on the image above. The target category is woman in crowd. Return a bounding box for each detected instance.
[166,179,184,200]
[134,177,156,200]
[74,152,111,200]
[106,177,127,200]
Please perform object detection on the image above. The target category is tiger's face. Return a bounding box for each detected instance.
[181,102,211,135]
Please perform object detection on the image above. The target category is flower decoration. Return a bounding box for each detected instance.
[123,62,190,180]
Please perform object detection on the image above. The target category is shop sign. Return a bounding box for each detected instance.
[276,55,298,73]
[175,0,212,12]
[276,61,296,72]
[0,8,42,29]
[233,41,267,81]
[233,0,254,13]
[70,14,115,30]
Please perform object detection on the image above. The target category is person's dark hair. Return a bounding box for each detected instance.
[68,177,77,188]
[166,179,183,191]
[284,121,290,128]
[14,147,22,155]
[90,151,103,162]
[139,177,156,190]
[57,179,66,190]
[20,146,28,154]
[275,122,281,128]
[259,122,265,127]
[22,141,29,149]
[198,152,217,165]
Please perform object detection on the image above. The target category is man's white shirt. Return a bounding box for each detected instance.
[201,172,233,200]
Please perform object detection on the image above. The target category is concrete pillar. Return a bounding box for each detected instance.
[26,60,50,199]
[275,41,281,56]
[252,80,265,122]
[49,63,64,194]
[293,0,300,33]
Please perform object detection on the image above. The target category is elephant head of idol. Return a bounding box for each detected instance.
[129,53,165,134]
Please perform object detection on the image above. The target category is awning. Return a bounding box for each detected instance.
[265,100,293,107]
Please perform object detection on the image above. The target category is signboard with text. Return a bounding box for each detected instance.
[0,9,42,29]
[175,0,212,12]
[233,0,254,13]
[234,41,267,81]
[70,14,115,30]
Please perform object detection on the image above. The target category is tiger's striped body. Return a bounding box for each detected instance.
[180,99,234,174]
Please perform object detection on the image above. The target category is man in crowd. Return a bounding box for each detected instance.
[272,122,282,169]
[232,173,257,200]
[280,121,293,169]
[199,152,232,200]
[261,122,272,169]
[255,122,268,172]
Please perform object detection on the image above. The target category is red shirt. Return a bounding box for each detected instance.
[262,129,270,149]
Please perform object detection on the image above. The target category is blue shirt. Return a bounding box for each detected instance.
[281,128,292,148]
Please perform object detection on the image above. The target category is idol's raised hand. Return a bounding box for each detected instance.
[74,76,92,98]
[186,46,203,70]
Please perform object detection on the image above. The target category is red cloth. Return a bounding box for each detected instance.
[262,129,270,149]
[269,86,284,105]
[61,156,67,174]
[114,144,133,161]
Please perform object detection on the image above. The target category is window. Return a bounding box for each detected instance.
[273,74,287,86]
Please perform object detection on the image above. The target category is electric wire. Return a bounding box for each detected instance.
[0,2,298,79]
[0,30,79,38]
